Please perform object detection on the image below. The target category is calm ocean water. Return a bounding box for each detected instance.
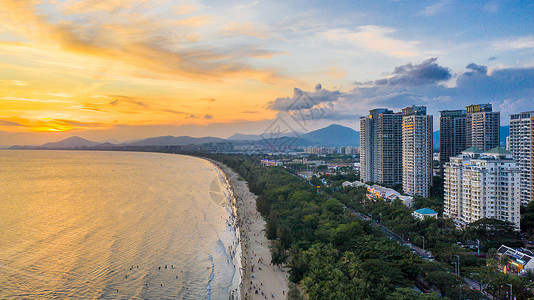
[0,150,240,299]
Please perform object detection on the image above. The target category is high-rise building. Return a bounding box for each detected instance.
[402,105,433,197]
[509,111,534,205]
[531,116,534,206]
[444,147,521,228]
[466,104,500,151]
[360,109,403,186]
[440,110,467,168]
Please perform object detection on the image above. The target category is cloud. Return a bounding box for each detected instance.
[0,119,25,126]
[62,0,148,14]
[374,57,451,86]
[493,36,534,50]
[465,63,487,75]
[204,114,213,119]
[265,59,534,124]
[488,56,497,61]
[267,84,342,111]
[320,26,423,58]
[108,95,148,107]
[419,0,452,16]
[0,117,110,132]
[0,1,287,84]
[220,22,268,38]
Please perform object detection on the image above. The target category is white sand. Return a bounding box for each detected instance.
[209,159,289,300]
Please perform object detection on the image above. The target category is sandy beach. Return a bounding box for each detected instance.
[209,159,289,300]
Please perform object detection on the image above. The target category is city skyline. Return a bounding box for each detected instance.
[1,1,534,145]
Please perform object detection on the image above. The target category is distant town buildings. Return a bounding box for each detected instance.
[402,105,433,198]
[509,111,534,205]
[444,146,521,228]
[466,104,500,151]
[360,108,403,186]
[304,146,359,155]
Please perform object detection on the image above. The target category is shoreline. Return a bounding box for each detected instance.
[206,158,289,300]
[210,159,243,300]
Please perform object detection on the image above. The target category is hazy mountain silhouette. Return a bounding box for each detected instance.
[301,124,360,146]
[40,136,99,148]
[126,136,225,146]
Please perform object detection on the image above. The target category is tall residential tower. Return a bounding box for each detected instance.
[402,105,433,197]
[466,104,500,151]
[439,110,467,168]
[360,109,403,186]
[509,111,534,205]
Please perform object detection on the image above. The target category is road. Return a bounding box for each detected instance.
[341,202,433,259]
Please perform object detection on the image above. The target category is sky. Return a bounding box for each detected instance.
[1,0,533,145]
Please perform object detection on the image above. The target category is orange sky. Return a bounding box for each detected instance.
[1,0,533,145]
[0,0,304,139]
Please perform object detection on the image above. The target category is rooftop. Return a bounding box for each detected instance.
[414,208,438,215]
[462,146,482,154]
[484,146,512,155]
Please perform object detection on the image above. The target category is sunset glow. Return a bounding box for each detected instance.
[1,0,533,144]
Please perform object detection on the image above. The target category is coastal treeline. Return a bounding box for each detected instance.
[204,154,446,299]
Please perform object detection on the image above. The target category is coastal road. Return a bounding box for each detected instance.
[341,202,433,259]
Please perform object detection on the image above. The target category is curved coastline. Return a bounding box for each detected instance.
[208,158,243,299]
[206,158,289,300]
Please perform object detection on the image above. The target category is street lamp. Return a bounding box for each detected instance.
[422,236,425,252]
[454,255,460,276]
[505,283,512,300]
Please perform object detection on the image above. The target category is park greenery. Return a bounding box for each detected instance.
[201,153,533,299]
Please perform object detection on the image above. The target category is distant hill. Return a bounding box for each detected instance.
[227,133,265,141]
[500,125,509,146]
[127,135,225,146]
[40,136,99,148]
[433,125,510,150]
[433,131,440,149]
[301,124,359,146]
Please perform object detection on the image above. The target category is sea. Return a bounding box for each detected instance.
[0,150,241,299]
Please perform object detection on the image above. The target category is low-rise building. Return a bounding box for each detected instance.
[367,184,414,207]
[412,208,438,220]
[497,245,534,274]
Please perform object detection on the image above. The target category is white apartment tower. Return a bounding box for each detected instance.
[444,147,521,228]
[509,111,534,205]
[402,105,433,197]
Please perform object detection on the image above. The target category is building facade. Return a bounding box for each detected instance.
[466,104,500,151]
[360,109,403,186]
[402,105,433,197]
[440,110,467,168]
[444,147,521,228]
[509,111,534,205]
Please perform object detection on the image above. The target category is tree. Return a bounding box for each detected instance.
[271,240,289,265]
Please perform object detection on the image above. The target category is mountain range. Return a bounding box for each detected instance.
[16,124,360,149]
[12,124,511,150]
